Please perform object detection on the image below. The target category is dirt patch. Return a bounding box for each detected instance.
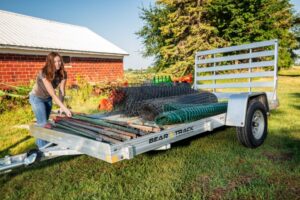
[192,175,211,192]
[183,174,257,199]
[184,175,211,194]
[210,175,256,200]
[267,174,300,199]
[262,151,294,162]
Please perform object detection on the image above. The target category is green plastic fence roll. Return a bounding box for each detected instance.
[155,102,228,125]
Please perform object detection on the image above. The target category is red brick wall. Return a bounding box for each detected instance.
[0,53,124,86]
[66,57,124,84]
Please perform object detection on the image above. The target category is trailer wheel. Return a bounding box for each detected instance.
[236,100,268,148]
[26,149,42,163]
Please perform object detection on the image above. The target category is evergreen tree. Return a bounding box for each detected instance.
[138,0,298,72]
[207,0,298,69]
[137,0,226,75]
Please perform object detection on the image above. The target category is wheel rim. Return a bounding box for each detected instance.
[251,110,265,140]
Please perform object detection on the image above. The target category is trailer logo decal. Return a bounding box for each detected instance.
[149,127,194,144]
[175,126,194,136]
[149,126,194,144]
[149,134,168,143]
[169,132,175,139]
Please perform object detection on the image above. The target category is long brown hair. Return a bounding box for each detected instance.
[42,52,66,81]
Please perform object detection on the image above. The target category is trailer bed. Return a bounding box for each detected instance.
[30,112,226,163]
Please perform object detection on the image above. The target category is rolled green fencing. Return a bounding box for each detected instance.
[155,102,228,125]
[163,103,211,112]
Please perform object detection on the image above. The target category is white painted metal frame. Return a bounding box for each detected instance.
[194,39,279,103]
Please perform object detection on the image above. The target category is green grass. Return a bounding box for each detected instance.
[0,69,300,200]
[278,66,300,76]
[65,83,104,114]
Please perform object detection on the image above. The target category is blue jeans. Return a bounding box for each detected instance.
[29,94,52,148]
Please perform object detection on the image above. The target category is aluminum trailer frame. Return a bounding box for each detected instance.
[0,39,279,173]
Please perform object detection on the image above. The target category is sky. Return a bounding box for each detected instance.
[0,0,299,69]
[292,0,300,13]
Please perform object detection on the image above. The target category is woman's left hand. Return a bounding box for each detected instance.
[64,108,72,117]
[59,108,64,116]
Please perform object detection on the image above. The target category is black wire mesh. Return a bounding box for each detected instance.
[118,83,198,116]
[137,92,218,121]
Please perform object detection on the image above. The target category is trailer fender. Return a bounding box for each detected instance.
[225,93,269,127]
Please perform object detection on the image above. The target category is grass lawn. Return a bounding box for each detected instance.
[0,69,299,200]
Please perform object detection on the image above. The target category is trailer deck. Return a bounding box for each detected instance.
[30,112,226,163]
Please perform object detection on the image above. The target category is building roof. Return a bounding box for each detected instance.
[0,10,128,58]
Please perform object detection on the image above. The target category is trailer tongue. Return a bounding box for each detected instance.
[0,39,279,174]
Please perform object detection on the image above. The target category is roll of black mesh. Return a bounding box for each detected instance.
[138,92,218,121]
[118,83,199,116]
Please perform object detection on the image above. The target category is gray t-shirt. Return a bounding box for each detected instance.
[30,70,67,99]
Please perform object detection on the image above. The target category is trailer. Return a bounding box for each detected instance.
[0,39,279,173]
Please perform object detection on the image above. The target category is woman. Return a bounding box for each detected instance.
[29,52,72,148]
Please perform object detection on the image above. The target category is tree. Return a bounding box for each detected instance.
[137,5,170,71]
[292,12,300,63]
[138,0,298,72]
[207,0,298,69]
[137,0,226,75]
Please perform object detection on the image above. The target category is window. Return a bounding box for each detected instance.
[62,56,72,68]
[62,56,71,64]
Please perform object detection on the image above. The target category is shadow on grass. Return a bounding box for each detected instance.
[278,74,300,77]
[273,128,300,150]
[146,125,300,165]
[269,109,285,115]
[291,104,300,110]
[0,136,32,157]
[145,126,229,157]
[288,93,300,110]
[289,93,300,98]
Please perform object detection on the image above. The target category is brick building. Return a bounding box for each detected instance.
[0,10,128,86]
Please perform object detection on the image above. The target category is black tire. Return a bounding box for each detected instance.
[236,100,268,148]
[27,149,43,163]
